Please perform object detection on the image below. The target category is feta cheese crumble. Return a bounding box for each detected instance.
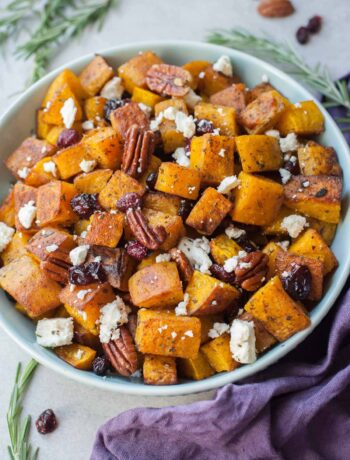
[184,89,202,109]
[230,319,256,364]
[60,97,77,129]
[223,251,247,273]
[265,129,280,139]
[281,214,308,238]
[36,317,74,347]
[184,330,193,337]
[80,159,96,173]
[99,296,130,344]
[175,293,190,316]
[213,55,233,77]
[279,133,300,153]
[208,322,230,339]
[178,237,212,274]
[77,289,92,300]
[217,175,240,194]
[0,222,15,252]
[100,77,124,100]
[46,244,58,253]
[225,224,246,240]
[218,149,226,158]
[18,201,36,229]
[69,245,90,266]
[138,103,152,116]
[276,240,290,251]
[18,167,30,179]
[155,253,171,263]
[175,112,196,138]
[43,161,57,177]
[82,120,95,131]
[172,147,190,167]
[279,168,292,184]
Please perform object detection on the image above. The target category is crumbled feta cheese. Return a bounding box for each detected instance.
[230,319,256,364]
[163,106,177,120]
[218,149,226,158]
[198,71,205,79]
[175,112,196,138]
[46,244,58,253]
[184,330,193,337]
[212,128,220,135]
[69,245,90,266]
[208,322,230,339]
[94,256,102,263]
[175,293,190,316]
[187,185,197,195]
[138,103,152,116]
[217,175,240,194]
[76,289,92,300]
[225,224,246,240]
[281,214,308,238]
[261,74,269,83]
[294,102,302,108]
[0,222,15,251]
[213,55,233,77]
[158,325,168,333]
[302,180,310,188]
[279,133,300,153]
[130,369,142,379]
[80,231,87,239]
[184,89,202,109]
[43,161,57,177]
[99,296,130,344]
[60,97,77,129]
[18,167,30,179]
[18,201,36,229]
[80,159,96,173]
[281,270,290,278]
[279,168,292,184]
[265,129,280,139]
[276,240,290,251]
[178,237,212,274]
[100,77,124,100]
[171,331,177,339]
[223,251,247,273]
[172,147,190,167]
[155,253,171,263]
[82,120,95,131]
[36,317,74,347]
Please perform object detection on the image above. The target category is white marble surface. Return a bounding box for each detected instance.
[0,1,349,459]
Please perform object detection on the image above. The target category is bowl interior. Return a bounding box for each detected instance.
[1,40,349,396]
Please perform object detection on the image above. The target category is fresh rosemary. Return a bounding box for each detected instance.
[0,0,38,47]
[7,360,39,460]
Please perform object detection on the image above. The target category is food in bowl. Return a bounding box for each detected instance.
[0,50,341,385]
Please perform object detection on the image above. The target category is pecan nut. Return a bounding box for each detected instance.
[169,248,194,284]
[234,251,268,292]
[41,248,72,284]
[122,125,155,178]
[126,208,167,250]
[257,0,294,18]
[146,64,192,97]
[102,326,138,377]
[110,101,150,138]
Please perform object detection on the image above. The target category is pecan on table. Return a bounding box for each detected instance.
[126,208,167,250]
[146,64,192,97]
[41,248,71,284]
[257,0,294,18]
[122,125,155,179]
[169,248,194,284]
[102,326,138,377]
[234,250,268,292]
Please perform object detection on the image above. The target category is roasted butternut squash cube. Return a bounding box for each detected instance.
[79,55,114,96]
[197,65,235,97]
[43,69,88,104]
[247,82,276,102]
[45,122,82,145]
[73,322,101,349]
[154,98,188,117]
[308,218,337,246]
[131,87,164,109]
[155,162,201,200]
[186,188,232,235]
[118,51,163,94]
[129,262,183,308]
[5,137,56,180]
[209,83,248,113]
[26,227,76,262]
[61,283,115,335]
[84,96,107,120]
[54,343,96,370]
[110,102,150,139]
[135,309,201,359]
[275,251,324,301]
[84,211,124,248]
[0,189,16,227]
[1,231,30,265]
[82,127,123,169]
[262,206,294,236]
[53,142,90,180]
[284,175,342,224]
[143,209,185,250]
[289,228,338,275]
[136,251,159,271]
[244,276,310,341]
[0,255,61,318]
[143,191,181,216]
[37,109,52,139]
[297,141,341,176]
[238,90,286,134]
[262,241,285,280]
[190,134,235,186]
[182,60,211,90]
[231,172,284,226]
[236,134,282,173]
[74,169,113,194]
[13,183,39,233]
[210,234,242,265]
[238,311,277,354]
[42,84,83,126]
[199,315,224,344]
[36,180,78,227]
[25,157,60,187]
[98,170,146,209]
[185,271,240,316]
[178,351,214,380]
[276,100,324,136]
[154,99,189,153]
[194,102,239,136]
[143,355,177,385]
[201,334,239,372]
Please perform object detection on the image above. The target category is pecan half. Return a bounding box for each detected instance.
[234,251,268,292]
[41,248,71,284]
[126,208,167,250]
[102,326,138,377]
[169,248,194,284]
[110,102,150,138]
[122,125,155,178]
[146,64,192,97]
[257,0,294,18]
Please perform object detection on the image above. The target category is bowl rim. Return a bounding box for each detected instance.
[1,39,350,396]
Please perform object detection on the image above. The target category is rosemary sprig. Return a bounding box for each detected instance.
[0,0,38,47]
[7,360,39,460]
[207,29,350,112]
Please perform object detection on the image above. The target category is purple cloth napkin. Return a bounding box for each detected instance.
[91,77,350,460]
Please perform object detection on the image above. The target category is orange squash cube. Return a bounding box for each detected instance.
[297,141,341,176]
[143,355,177,385]
[155,162,201,200]
[194,102,239,136]
[182,60,211,90]
[84,211,124,248]
[236,135,282,173]
[82,127,123,169]
[131,87,164,109]
[98,170,146,209]
[0,188,16,227]
[209,234,242,265]
[53,142,90,180]
[13,183,39,233]
[1,231,30,265]
[25,157,60,187]
[276,100,324,136]
[143,191,181,216]
[26,227,76,262]
[55,343,96,370]
[142,208,185,250]
[201,334,239,372]
[74,169,113,194]
[42,84,83,126]
[43,69,88,104]
[84,96,107,121]
[79,55,114,96]
[178,351,215,380]
[197,65,235,97]
[209,83,248,113]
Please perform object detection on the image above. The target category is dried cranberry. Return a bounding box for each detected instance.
[184,137,192,154]
[281,264,311,300]
[146,172,158,191]
[307,15,322,34]
[116,192,143,212]
[71,193,102,219]
[92,355,110,376]
[296,27,310,45]
[178,199,194,220]
[195,119,215,135]
[104,98,130,121]
[57,129,82,149]
[125,241,149,261]
[283,159,299,175]
[69,261,107,285]
[210,264,236,284]
[235,235,257,253]
[36,409,58,435]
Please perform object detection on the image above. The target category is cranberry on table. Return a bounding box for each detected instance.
[36,409,58,435]
[145,171,158,191]
[307,15,322,34]
[70,193,102,219]
[281,264,311,300]
[296,26,310,45]
[69,261,107,285]
[104,98,130,121]
[125,241,149,261]
[57,129,82,149]
[116,192,143,212]
[92,355,110,376]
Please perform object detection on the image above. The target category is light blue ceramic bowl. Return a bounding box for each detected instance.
[0,41,349,396]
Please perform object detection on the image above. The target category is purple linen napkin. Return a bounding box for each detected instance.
[91,78,350,460]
